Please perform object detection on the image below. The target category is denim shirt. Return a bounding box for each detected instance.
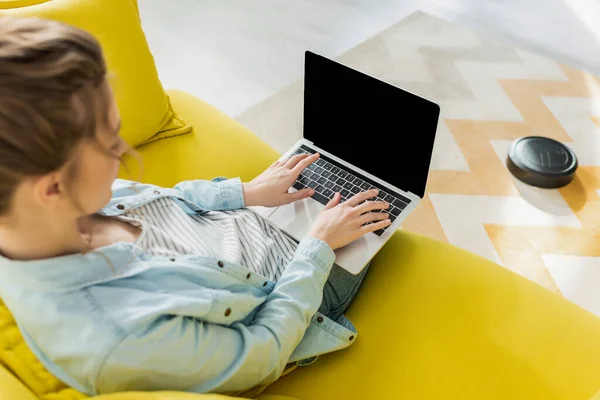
[0,178,357,395]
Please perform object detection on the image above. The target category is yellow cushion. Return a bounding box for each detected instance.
[0,0,191,147]
[127,90,280,185]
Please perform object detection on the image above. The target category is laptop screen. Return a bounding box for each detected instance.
[303,51,440,198]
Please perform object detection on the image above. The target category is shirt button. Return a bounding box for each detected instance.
[316,316,323,323]
[224,308,232,317]
[116,204,125,210]
[217,261,224,268]
[153,190,160,195]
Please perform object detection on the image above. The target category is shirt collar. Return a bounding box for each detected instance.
[0,242,143,293]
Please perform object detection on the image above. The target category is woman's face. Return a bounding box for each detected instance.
[69,81,125,215]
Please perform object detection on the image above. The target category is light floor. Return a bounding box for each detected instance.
[138,0,600,117]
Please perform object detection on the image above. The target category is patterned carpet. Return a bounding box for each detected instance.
[237,12,600,316]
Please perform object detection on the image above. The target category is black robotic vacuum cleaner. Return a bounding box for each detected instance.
[507,136,577,189]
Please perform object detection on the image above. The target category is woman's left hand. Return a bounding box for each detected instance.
[243,153,320,207]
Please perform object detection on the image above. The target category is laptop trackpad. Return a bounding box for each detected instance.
[267,197,324,241]
[268,196,385,275]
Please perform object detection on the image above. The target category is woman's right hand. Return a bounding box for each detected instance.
[308,188,391,250]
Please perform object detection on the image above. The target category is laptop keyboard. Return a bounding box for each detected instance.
[290,145,411,236]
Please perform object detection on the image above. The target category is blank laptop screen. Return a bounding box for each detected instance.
[303,51,440,198]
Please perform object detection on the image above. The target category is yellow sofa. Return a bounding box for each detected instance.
[1,1,600,399]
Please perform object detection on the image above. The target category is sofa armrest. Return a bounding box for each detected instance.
[265,230,600,400]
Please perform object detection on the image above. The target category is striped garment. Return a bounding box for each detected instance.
[118,197,298,282]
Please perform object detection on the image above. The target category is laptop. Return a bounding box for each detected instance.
[251,51,440,275]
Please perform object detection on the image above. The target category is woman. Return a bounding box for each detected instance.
[0,17,391,395]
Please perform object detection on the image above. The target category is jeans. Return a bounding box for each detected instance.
[318,262,371,321]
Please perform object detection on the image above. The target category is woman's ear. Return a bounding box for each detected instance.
[33,172,64,207]
[47,182,60,196]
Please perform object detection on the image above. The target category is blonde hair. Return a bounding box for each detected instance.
[0,16,113,215]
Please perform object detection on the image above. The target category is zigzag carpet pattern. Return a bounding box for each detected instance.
[237,12,600,315]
